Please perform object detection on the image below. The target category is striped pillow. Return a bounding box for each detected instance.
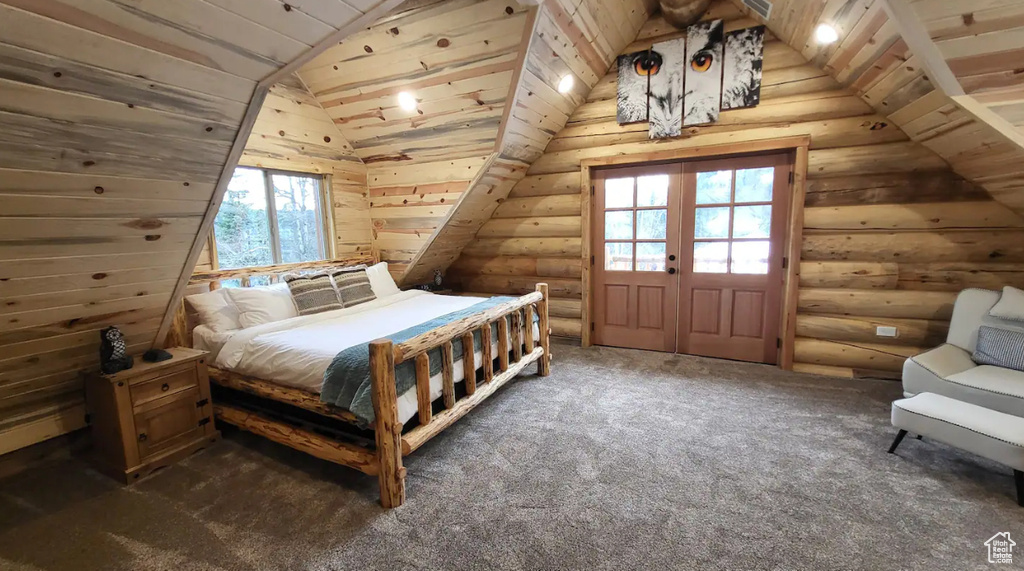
[284,272,343,316]
[331,267,376,308]
[973,326,1024,372]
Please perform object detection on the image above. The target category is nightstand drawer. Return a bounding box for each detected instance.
[131,367,198,408]
[134,387,204,460]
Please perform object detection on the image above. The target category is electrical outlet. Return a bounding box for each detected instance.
[876,326,898,338]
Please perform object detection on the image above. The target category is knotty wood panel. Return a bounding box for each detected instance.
[446,1,1024,379]
[0,0,388,455]
[732,0,1024,220]
[399,0,660,286]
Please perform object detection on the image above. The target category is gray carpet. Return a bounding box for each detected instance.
[1,341,1021,570]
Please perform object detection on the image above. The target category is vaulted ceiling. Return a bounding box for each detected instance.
[382,0,661,284]
[731,0,1024,213]
[7,0,1024,455]
[297,0,533,165]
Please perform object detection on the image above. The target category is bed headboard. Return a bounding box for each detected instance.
[165,253,378,349]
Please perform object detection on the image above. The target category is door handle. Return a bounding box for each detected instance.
[668,254,676,261]
[667,267,677,274]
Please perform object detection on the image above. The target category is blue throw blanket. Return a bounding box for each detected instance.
[320,297,536,426]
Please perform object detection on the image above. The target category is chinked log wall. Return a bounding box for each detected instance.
[447,3,1024,378]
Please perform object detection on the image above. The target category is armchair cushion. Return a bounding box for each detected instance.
[943,366,1024,418]
[989,285,1024,321]
[974,326,1024,372]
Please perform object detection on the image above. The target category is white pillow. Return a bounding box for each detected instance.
[365,262,401,298]
[989,286,1024,321]
[226,283,298,328]
[184,289,240,332]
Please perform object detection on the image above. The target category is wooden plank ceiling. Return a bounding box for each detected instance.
[731,0,1024,213]
[0,0,394,455]
[295,0,535,278]
[908,0,1024,131]
[395,0,660,285]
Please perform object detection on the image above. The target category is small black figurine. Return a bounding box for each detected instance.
[100,326,134,375]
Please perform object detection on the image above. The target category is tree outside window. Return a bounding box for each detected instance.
[213,167,328,270]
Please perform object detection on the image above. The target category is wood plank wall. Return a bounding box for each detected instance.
[195,77,373,273]
[293,0,536,282]
[447,1,1024,377]
[398,0,661,287]
[0,0,378,455]
[369,156,490,279]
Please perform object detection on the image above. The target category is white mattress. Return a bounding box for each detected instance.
[211,290,534,424]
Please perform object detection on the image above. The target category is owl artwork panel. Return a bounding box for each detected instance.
[683,19,724,126]
[616,50,652,124]
[722,26,764,110]
[648,37,685,139]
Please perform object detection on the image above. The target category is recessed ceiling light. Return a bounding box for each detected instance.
[815,23,838,45]
[397,91,417,111]
[557,74,574,94]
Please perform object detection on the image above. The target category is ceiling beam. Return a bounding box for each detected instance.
[880,0,964,97]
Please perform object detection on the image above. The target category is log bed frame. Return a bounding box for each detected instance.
[165,255,551,508]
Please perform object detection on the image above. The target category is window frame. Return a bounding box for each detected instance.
[212,166,332,270]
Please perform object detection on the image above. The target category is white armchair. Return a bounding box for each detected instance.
[903,289,1024,418]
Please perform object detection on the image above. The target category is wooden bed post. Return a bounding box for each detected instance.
[369,339,405,509]
[536,283,551,376]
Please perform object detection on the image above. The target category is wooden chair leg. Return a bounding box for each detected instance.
[1015,470,1023,508]
[888,429,908,454]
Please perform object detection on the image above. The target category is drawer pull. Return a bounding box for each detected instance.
[161,383,170,392]
[198,417,211,427]
[196,398,209,408]
[138,433,148,442]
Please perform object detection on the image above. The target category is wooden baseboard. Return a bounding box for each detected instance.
[0,427,91,480]
[0,404,88,457]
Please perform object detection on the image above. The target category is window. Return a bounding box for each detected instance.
[692,167,774,274]
[603,174,670,272]
[213,167,330,270]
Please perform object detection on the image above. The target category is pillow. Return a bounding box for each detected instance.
[989,286,1024,321]
[284,272,342,316]
[226,283,298,328]
[973,326,1024,372]
[365,262,401,298]
[331,267,376,308]
[184,289,240,332]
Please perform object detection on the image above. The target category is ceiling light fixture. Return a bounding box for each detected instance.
[815,23,838,45]
[557,74,574,94]
[397,91,417,111]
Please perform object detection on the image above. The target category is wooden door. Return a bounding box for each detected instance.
[592,164,682,351]
[677,153,792,364]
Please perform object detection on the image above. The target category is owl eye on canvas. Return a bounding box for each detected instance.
[691,51,713,72]
[632,52,662,76]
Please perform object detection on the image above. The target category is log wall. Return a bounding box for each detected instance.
[448,2,1024,377]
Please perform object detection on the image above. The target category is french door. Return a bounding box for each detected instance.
[591,153,792,364]
[592,164,681,352]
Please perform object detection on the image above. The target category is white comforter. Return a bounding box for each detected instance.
[213,290,492,423]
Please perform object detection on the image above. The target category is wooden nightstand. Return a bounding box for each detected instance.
[85,347,220,483]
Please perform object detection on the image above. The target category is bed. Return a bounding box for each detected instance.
[166,255,551,508]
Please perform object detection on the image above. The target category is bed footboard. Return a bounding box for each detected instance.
[368,283,551,508]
